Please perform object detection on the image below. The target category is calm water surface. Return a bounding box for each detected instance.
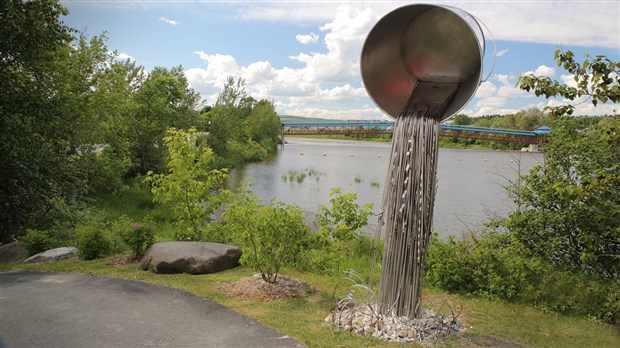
[228,138,544,238]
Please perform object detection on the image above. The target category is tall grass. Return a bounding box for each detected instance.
[90,181,177,241]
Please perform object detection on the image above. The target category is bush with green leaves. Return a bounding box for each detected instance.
[88,147,133,194]
[224,184,308,283]
[118,223,155,258]
[18,229,61,256]
[425,230,619,323]
[145,127,230,239]
[75,224,115,260]
[74,210,126,260]
[503,117,619,279]
[202,221,230,244]
[313,188,373,272]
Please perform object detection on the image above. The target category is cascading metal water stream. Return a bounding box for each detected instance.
[361,4,488,318]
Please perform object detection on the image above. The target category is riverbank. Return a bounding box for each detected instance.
[286,134,527,151]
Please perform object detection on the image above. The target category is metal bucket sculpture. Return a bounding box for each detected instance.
[361,4,486,318]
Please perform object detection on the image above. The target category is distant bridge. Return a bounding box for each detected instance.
[281,121,550,145]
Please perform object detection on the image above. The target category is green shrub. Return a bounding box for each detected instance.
[293,232,338,275]
[425,234,477,293]
[315,188,373,272]
[72,209,125,260]
[88,147,132,194]
[224,184,308,283]
[75,224,115,260]
[173,228,203,241]
[145,127,229,241]
[525,269,620,323]
[202,221,230,244]
[18,229,60,256]
[425,230,620,324]
[118,223,155,258]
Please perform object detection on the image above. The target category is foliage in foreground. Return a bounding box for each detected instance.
[425,231,619,324]
[146,127,229,241]
[427,114,620,324]
[223,184,308,283]
[504,117,619,279]
[517,49,620,117]
[117,222,156,258]
[308,188,374,273]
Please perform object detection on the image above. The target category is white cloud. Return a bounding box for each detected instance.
[560,74,577,87]
[496,49,509,57]
[296,33,319,44]
[465,74,531,116]
[187,5,381,119]
[117,52,135,61]
[236,4,339,23]
[188,2,618,119]
[158,16,179,26]
[318,84,367,101]
[524,65,556,78]
[235,2,618,49]
[475,81,497,98]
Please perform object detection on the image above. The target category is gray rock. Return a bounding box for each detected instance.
[0,242,29,263]
[140,242,242,274]
[22,247,78,264]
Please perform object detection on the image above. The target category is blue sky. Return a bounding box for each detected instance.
[60,1,619,120]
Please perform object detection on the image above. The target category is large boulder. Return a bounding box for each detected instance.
[22,247,78,264]
[140,242,242,275]
[0,242,28,263]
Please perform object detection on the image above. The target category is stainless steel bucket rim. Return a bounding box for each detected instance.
[360,4,486,120]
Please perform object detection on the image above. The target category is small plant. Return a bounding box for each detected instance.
[354,176,362,184]
[224,183,308,283]
[145,127,230,238]
[118,223,156,258]
[18,229,60,256]
[370,180,380,188]
[75,225,115,260]
[315,188,374,272]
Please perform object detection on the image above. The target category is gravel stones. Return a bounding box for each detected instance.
[325,303,461,344]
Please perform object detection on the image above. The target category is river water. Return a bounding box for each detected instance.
[228,137,544,239]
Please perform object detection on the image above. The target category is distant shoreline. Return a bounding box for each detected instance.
[283,135,540,152]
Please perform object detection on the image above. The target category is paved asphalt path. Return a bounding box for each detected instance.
[0,272,305,348]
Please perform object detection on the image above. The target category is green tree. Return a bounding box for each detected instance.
[246,99,281,151]
[317,188,373,243]
[0,0,113,242]
[216,76,247,108]
[204,77,281,167]
[131,66,200,174]
[85,52,145,193]
[451,114,472,125]
[517,49,620,117]
[507,51,620,279]
[145,128,229,240]
[224,184,308,283]
[504,117,619,278]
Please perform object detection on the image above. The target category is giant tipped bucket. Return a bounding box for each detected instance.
[361,4,485,120]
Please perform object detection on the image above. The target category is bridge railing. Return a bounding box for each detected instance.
[280,121,550,144]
